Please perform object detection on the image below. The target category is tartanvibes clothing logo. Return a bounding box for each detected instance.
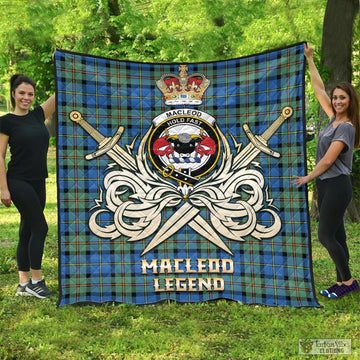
[299,338,351,355]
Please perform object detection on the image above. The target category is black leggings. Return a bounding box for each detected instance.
[316,175,353,282]
[7,178,48,272]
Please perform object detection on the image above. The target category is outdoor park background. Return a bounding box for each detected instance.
[0,1,359,359]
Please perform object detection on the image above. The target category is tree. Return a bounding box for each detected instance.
[0,0,331,121]
[0,0,56,104]
[237,0,327,54]
[0,0,328,66]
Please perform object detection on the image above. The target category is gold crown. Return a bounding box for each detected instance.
[157,65,210,105]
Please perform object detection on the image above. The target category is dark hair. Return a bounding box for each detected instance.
[330,82,360,148]
[10,74,36,108]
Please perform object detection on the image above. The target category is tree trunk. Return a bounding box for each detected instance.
[321,0,357,90]
[107,0,121,44]
[309,185,319,221]
[311,0,359,221]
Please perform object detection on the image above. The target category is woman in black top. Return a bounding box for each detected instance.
[0,74,55,298]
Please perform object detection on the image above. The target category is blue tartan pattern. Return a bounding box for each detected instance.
[55,43,320,307]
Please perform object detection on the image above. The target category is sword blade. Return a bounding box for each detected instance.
[141,202,199,255]
[234,144,260,170]
[188,216,233,255]
[141,202,234,256]
[107,146,137,171]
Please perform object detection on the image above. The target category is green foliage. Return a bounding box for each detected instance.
[0,0,331,125]
[0,0,57,103]
[351,148,360,201]
[0,245,17,274]
[0,0,328,89]
[0,0,340,113]
[353,24,360,90]
[0,1,358,203]
[49,136,57,147]
[237,0,327,55]
[305,137,317,191]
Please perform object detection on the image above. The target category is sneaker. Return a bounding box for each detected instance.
[16,284,33,297]
[25,279,54,299]
[328,280,359,299]
[319,283,340,297]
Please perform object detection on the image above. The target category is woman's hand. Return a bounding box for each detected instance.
[1,189,11,207]
[304,44,314,60]
[291,175,310,188]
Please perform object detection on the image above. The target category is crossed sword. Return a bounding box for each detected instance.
[69,106,293,256]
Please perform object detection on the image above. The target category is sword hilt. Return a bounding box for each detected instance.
[85,127,125,160]
[242,106,293,158]
[69,111,105,143]
[243,124,281,158]
[69,110,128,162]
[262,106,293,141]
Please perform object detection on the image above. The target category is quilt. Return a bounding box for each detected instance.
[55,42,320,307]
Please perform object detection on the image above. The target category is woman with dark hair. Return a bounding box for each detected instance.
[292,45,359,299]
[0,74,55,298]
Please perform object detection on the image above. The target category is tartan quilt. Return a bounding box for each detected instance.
[55,42,320,307]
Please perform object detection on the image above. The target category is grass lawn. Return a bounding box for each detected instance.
[0,146,359,359]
